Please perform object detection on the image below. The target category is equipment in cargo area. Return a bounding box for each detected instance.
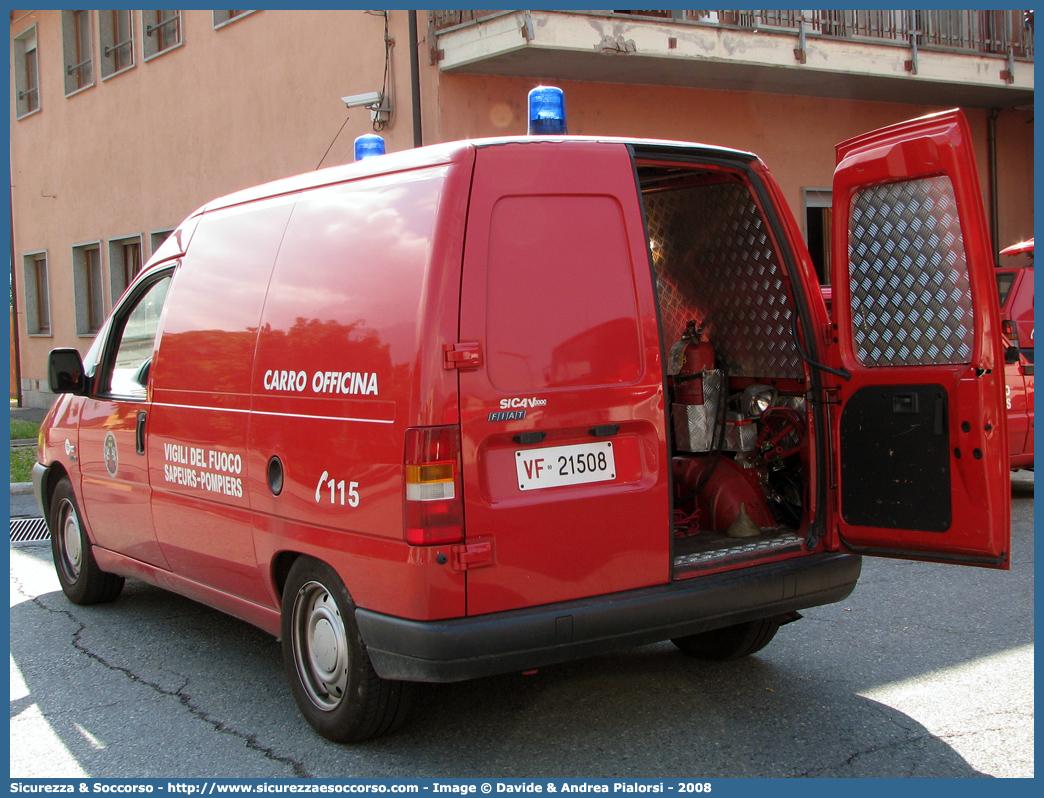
[649,166,811,561]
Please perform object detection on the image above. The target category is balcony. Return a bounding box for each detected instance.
[429,10,1033,108]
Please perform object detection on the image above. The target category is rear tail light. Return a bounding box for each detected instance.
[404,426,464,545]
[1002,320,1020,347]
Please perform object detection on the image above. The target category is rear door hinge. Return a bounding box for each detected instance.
[822,322,837,348]
[451,539,494,571]
[444,341,482,370]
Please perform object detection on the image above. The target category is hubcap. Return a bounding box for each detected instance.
[59,499,82,581]
[292,580,349,711]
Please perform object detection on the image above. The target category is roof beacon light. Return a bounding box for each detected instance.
[528,86,567,135]
[354,134,386,161]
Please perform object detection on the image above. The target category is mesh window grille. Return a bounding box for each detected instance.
[848,176,974,367]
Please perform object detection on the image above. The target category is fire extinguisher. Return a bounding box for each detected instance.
[670,321,714,404]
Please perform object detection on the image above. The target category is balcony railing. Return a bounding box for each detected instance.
[430,10,1034,59]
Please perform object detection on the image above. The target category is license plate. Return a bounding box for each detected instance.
[515,441,617,491]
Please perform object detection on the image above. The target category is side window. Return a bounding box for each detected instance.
[103,274,172,399]
[22,252,51,336]
[13,26,41,117]
[62,10,95,95]
[151,228,175,257]
[72,242,105,335]
[213,11,253,28]
[108,235,143,303]
[99,10,135,78]
[142,10,183,60]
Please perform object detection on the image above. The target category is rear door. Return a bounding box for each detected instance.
[458,142,670,615]
[829,110,1010,567]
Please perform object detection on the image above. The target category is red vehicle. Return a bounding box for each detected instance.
[997,238,1034,364]
[997,240,1034,469]
[35,107,1010,743]
[1003,339,1034,471]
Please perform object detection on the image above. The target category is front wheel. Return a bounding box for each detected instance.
[281,557,411,742]
[48,477,124,605]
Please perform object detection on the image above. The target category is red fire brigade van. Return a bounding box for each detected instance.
[36,108,1010,742]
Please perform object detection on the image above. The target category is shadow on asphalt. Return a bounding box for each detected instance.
[10,579,989,777]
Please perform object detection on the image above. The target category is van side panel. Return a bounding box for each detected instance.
[459,142,670,616]
[149,195,299,605]
[248,159,473,621]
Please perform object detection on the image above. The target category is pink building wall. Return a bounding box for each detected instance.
[434,73,1033,248]
[11,11,417,403]
[10,10,1034,406]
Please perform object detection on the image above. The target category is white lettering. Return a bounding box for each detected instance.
[263,369,309,392]
[500,396,546,410]
[306,370,380,396]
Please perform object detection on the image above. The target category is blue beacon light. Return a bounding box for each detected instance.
[354,134,386,161]
[527,86,567,135]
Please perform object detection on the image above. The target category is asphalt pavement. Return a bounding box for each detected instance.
[8,472,1034,778]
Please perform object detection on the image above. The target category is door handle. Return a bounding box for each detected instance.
[136,411,147,455]
[892,392,919,415]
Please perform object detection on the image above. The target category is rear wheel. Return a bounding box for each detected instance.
[281,557,411,742]
[48,477,124,605]
[671,617,783,660]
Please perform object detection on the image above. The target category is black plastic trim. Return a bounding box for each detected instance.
[512,431,546,445]
[838,535,1007,568]
[357,552,861,682]
[31,461,50,517]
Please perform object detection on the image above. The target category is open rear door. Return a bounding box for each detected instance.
[829,110,1010,568]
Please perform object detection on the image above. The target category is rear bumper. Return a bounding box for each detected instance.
[357,551,861,682]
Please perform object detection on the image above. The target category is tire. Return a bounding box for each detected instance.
[281,557,412,742]
[671,617,782,661]
[48,477,125,605]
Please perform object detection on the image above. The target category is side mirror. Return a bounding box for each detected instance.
[1005,345,1020,365]
[48,348,87,395]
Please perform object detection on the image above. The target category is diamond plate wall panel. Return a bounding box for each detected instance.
[849,176,973,366]
[643,183,802,378]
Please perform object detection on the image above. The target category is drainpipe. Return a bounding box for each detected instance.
[408,11,423,148]
[9,178,23,407]
[987,108,1000,262]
